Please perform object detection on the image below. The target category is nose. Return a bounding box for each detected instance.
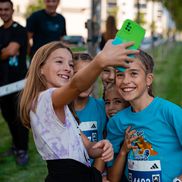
[108,71,115,81]
[122,74,130,84]
[64,63,72,72]
[108,102,114,110]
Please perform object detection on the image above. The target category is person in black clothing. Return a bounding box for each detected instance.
[26,0,67,58]
[0,0,29,165]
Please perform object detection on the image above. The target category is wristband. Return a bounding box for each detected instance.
[102,171,107,176]
[173,177,182,182]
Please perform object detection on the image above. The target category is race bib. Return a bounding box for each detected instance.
[128,159,162,182]
[79,121,97,142]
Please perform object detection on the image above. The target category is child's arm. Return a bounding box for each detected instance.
[81,132,113,162]
[93,158,105,173]
[108,126,138,182]
[52,41,139,109]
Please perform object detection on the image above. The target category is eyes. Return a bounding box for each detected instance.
[55,60,74,68]
[103,69,110,73]
[116,71,139,78]
[102,68,115,74]
[105,99,124,106]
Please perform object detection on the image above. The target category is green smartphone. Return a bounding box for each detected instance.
[112,19,146,71]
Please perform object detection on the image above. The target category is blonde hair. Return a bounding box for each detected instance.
[19,41,73,128]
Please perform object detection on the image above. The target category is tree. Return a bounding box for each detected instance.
[25,0,44,18]
[164,0,182,30]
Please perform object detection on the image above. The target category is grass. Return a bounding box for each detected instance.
[0,41,182,182]
[0,116,47,182]
[149,41,182,105]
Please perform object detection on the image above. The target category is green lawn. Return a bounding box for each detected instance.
[0,116,47,182]
[0,41,182,182]
[150,41,182,105]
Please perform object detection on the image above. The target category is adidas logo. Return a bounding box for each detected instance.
[91,124,96,128]
[150,163,159,169]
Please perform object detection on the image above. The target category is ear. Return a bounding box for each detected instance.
[146,73,153,87]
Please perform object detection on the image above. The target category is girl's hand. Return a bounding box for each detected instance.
[97,40,139,69]
[120,126,138,155]
[178,175,182,181]
[92,140,114,162]
[173,175,182,181]
[102,175,110,182]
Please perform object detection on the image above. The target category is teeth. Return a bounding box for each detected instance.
[61,75,69,79]
[123,88,134,92]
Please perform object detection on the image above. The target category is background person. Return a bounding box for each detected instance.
[0,0,29,165]
[99,15,118,50]
[26,0,66,58]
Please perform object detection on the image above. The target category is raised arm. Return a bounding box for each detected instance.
[52,41,139,109]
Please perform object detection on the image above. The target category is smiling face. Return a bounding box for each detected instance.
[100,66,116,88]
[115,59,153,103]
[0,1,13,23]
[44,0,60,15]
[105,86,129,118]
[41,48,74,88]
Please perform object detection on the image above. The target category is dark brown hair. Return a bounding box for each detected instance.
[0,0,13,7]
[103,15,118,41]
[136,50,154,97]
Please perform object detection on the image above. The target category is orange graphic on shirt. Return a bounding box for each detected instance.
[135,136,158,156]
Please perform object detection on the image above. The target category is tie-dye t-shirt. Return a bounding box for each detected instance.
[30,88,90,166]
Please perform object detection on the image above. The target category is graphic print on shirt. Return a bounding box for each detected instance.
[128,129,162,182]
[130,129,157,160]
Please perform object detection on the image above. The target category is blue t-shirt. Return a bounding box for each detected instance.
[107,97,182,182]
[76,96,107,142]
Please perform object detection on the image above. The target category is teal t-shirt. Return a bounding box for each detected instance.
[76,96,107,142]
[107,97,182,182]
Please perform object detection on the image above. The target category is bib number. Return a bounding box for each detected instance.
[128,160,162,182]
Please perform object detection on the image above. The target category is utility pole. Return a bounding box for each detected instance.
[85,0,102,97]
[86,0,101,57]
[136,0,141,24]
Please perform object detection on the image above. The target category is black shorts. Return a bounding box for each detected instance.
[45,159,102,182]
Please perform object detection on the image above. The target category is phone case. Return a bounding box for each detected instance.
[112,19,146,72]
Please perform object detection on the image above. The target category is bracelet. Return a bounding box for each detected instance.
[102,171,107,176]
[173,177,182,182]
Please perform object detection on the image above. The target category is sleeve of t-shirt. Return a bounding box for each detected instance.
[106,116,124,167]
[26,13,38,33]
